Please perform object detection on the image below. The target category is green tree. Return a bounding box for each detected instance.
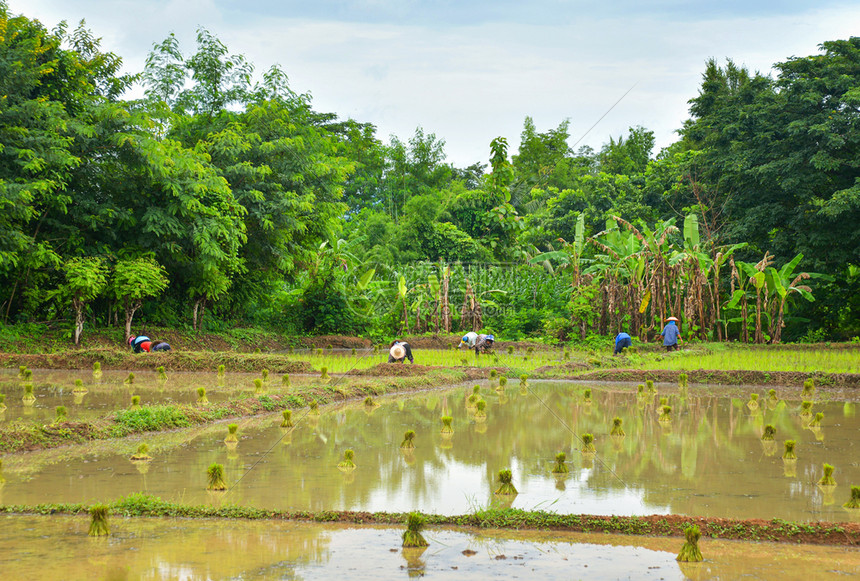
[61,257,108,344]
[112,256,169,337]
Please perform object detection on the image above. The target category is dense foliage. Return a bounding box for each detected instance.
[0,3,857,342]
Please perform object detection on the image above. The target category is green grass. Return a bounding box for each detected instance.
[285,347,584,374]
[639,345,860,374]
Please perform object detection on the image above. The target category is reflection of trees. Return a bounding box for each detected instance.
[1,379,856,522]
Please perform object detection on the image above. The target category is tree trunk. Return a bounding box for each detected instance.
[441,271,450,333]
[124,300,141,339]
[73,297,84,345]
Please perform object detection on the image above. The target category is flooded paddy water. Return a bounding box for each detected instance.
[1,371,859,523]
[0,514,857,580]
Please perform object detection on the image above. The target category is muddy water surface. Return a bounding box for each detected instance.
[0,368,306,424]
[2,381,858,523]
[0,515,857,580]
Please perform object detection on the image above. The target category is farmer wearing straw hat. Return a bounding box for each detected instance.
[660,317,681,352]
[388,340,414,363]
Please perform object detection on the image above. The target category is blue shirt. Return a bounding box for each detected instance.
[661,322,680,346]
[615,332,631,345]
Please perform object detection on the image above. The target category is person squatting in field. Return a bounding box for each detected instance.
[128,335,171,353]
[388,340,414,363]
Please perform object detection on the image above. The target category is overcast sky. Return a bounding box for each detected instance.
[10,1,859,167]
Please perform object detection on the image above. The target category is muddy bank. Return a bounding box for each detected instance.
[544,368,860,388]
[0,350,315,373]
[5,496,858,546]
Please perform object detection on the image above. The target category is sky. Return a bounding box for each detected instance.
[10,0,860,167]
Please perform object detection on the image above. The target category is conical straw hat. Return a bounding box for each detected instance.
[390,344,406,359]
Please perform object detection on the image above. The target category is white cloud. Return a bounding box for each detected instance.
[8,1,860,166]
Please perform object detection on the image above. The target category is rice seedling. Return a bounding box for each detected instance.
[551,452,568,474]
[319,366,331,384]
[22,383,35,405]
[282,373,291,387]
[658,405,672,423]
[337,449,356,472]
[124,372,135,385]
[261,368,269,382]
[54,405,67,423]
[800,400,813,418]
[254,378,264,394]
[641,348,860,374]
[217,364,225,377]
[400,430,416,449]
[809,412,824,428]
[130,443,152,461]
[466,393,478,409]
[646,380,656,395]
[581,433,596,453]
[0,393,6,411]
[747,393,759,411]
[637,384,645,396]
[783,440,797,460]
[818,463,836,487]
[364,396,379,408]
[659,397,668,406]
[610,417,625,436]
[73,379,87,394]
[676,525,703,562]
[351,347,357,355]
[474,399,487,421]
[88,504,110,537]
[843,486,860,509]
[207,463,227,490]
[92,361,102,379]
[761,424,776,440]
[564,349,571,360]
[494,469,518,495]
[280,409,293,428]
[224,423,239,444]
[519,374,528,387]
[802,378,815,397]
[157,366,167,381]
[131,395,140,409]
[527,346,535,355]
[768,388,778,402]
[316,348,323,355]
[506,346,514,354]
[440,416,454,435]
[498,376,508,389]
[583,389,592,405]
[678,373,688,387]
[309,399,320,415]
[18,365,29,380]
[488,369,498,387]
[401,512,429,547]
[197,387,208,404]
[288,345,295,354]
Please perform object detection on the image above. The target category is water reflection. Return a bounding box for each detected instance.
[1,381,859,522]
[0,515,857,580]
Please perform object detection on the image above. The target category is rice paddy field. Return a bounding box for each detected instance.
[639,345,860,374]
[1,343,859,579]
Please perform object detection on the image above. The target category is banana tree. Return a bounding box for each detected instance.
[765,253,814,343]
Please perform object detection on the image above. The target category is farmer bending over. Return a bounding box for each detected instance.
[473,334,495,355]
[388,340,414,363]
[459,332,478,349]
[128,335,172,353]
[614,332,632,355]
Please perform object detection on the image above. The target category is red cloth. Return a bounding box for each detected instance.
[140,341,152,352]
